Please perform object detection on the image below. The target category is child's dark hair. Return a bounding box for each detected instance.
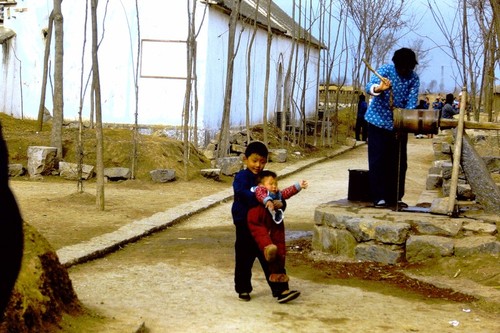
[244,141,268,158]
[257,170,277,183]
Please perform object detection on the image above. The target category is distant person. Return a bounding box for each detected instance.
[414,99,428,139]
[247,170,307,303]
[441,93,458,119]
[0,123,24,321]
[355,93,368,142]
[432,97,443,111]
[365,47,420,209]
[231,141,287,302]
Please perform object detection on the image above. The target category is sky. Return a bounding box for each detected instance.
[273,0,499,94]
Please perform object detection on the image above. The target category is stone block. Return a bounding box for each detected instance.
[462,220,498,235]
[104,167,131,181]
[27,146,58,177]
[410,217,462,237]
[269,149,288,163]
[150,169,176,183]
[405,235,454,262]
[312,226,356,258]
[454,236,500,256]
[374,222,411,245]
[216,156,243,176]
[8,164,25,177]
[355,243,404,264]
[200,168,221,181]
[59,161,94,180]
[425,173,442,190]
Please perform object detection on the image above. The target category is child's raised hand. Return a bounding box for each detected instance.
[300,180,308,189]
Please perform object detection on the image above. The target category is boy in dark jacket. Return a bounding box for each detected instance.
[231,141,287,302]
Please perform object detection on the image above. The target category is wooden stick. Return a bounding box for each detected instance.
[439,118,500,130]
[447,88,467,216]
[362,58,385,81]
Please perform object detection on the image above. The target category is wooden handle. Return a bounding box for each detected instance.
[362,58,385,81]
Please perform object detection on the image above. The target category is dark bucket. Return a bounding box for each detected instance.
[348,169,371,202]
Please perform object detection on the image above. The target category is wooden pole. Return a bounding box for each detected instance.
[439,118,500,130]
[447,88,467,216]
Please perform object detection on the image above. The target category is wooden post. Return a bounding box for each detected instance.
[447,88,467,216]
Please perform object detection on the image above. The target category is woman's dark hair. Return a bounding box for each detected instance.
[392,47,418,70]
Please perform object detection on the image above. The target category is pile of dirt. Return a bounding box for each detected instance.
[1,223,80,333]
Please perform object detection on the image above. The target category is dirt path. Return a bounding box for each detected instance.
[54,139,499,332]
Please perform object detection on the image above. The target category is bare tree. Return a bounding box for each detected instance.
[218,0,241,158]
[91,0,104,210]
[131,0,141,179]
[182,0,197,178]
[246,0,260,144]
[341,0,411,88]
[262,0,273,145]
[37,13,54,132]
[51,0,64,160]
[76,1,90,193]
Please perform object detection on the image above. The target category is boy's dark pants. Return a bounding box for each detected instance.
[368,124,408,204]
[234,222,289,297]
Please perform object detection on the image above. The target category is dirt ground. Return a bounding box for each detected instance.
[8,135,500,332]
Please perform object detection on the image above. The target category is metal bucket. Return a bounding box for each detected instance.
[393,108,440,134]
[347,169,371,202]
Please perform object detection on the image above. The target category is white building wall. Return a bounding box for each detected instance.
[0,0,319,136]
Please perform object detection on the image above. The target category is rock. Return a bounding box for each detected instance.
[355,243,405,264]
[27,146,58,178]
[454,236,500,256]
[462,220,498,235]
[150,169,176,183]
[269,149,288,163]
[425,173,442,190]
[405,235,454,262]
[409,216,462,237]
[8,164,25,177]
[216,156,243,176]
[104,167,131,181]
[312,226,356,258]
[58,161,94,180]
[200,168,221,181]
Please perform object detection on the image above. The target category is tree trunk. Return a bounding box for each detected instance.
[263,0,272,145]
[37,13,54,132]
[51,1,64,160]
[218,0,240,158]
[131,0,140,179]
[77,2,90,193]
[183,0,196,179]
[91,0,105,210]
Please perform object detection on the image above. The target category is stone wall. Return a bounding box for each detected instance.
[313,201,499,264]
[313,130,499,264]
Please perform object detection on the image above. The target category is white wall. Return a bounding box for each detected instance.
[0,0,319,135]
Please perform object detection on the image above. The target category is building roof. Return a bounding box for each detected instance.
[203,0,325,49]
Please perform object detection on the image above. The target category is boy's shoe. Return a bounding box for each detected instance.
[238,292,251,302]
[277,290,300,304]
[264,244,277,262]
[273,209,284,224]
[374,199,386,208]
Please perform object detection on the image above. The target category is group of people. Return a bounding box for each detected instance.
[232,141,307,303]
[233,47,423,303]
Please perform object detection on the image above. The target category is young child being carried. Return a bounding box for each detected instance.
[247,170,308,303]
